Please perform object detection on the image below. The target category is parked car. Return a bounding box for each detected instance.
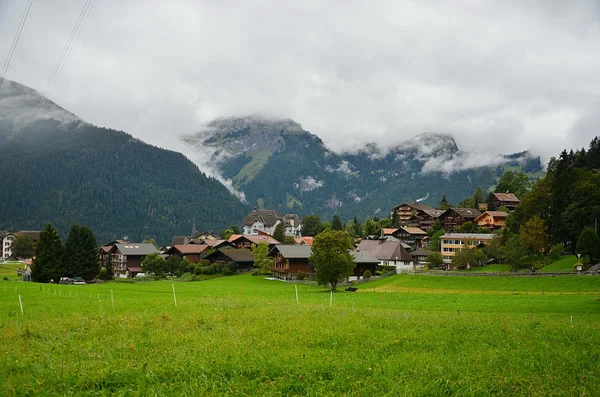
[72,277,86,285]
[59,277,72,284]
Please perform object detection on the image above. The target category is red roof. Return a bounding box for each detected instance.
[229,234,280,245]
[171,244,209,254]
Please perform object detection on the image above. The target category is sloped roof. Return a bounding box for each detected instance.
[243,208,280,226]
[399,226,427,235]
[229,234,280,245]
[356,239,413,261]
[269,244,312,259]
[353,249,379,264]
[294,236,314,245]
[18,230,41,241]
[171,236,188,246]
[282,214,301,225]
[442,208,482,219]
[418,209,445,219]
[166,244,209,255]
[383,228,399,235]
[210,248,255,263]
[493,192,520,203]
[410,249,434,257]
[202,239,229,248]
[475,211,508,221]
[392,202,433,211]
[114,243,159,256]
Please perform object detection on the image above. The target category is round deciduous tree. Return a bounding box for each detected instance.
[309,229,355,291]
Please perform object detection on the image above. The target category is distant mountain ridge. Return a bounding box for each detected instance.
[183,116,543,220]
[0,80,249,244]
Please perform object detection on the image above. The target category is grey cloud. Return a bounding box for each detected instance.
[1,0,599,166]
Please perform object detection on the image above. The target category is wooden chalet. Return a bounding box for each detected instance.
[164,244,209,263]
[228,234,280,250]
[268,245,312,280]
[108,243,159,278]
[356,239,414,272]
[204,248,255,269]
[414,209,444,231]
[438,208,482,231]
[391,202,433,223]
[492,193,520,210]
[393,226,428,248]
[475,211,508,231]
[352,250,379,278]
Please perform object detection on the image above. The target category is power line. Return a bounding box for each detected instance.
[0,0,35,89]
[2,0,95,178]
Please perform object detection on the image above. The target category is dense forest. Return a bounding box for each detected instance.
[0,119,250,245]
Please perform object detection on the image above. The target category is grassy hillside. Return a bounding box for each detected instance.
[1,274,599,395]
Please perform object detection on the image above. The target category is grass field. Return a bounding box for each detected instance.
[0,263,24,280]
[1,273,599,395]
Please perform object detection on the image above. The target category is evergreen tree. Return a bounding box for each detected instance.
[391,210,401,228]
[439,194,449,210]
[64,224,99,280]
[576,227,600,265]
[32,223,65,283]
[301,214,323,237]
[64,224,82,278]
[353,216,361,237]
[331,215,343,231]
[272,222,286,242]
[473,186,486,208]
[11,234,34,259]
[105,253,114,280]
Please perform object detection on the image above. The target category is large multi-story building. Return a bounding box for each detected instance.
[242,208,302,236]
[440,233,494,264]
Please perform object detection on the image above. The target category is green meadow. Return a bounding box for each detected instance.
[1,273,599,396]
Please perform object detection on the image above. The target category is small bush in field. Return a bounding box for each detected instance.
[296,271,307,280]
[363,270,372,279]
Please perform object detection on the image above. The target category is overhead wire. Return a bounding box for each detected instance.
[0,0,35,89]
[1,0,95,178]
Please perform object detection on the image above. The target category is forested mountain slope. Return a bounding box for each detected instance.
[0,81,249,244]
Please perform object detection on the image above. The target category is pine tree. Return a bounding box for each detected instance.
[273,222,286,242]
[439,194,449,210]
[32,223,65,283]
[64,224,82,277]
[64,224,99,280]
[331,215,343,230]
[105,253,114,280]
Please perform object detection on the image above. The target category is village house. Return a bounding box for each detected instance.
[108,242,160,278]
[242,208,302,236]
[410,249,435,267]
[440,233,494,264]
[356,239,414,273]
[414,209,445,231]
[391,202,433,224]
[492,192,520,211]
[1,230,40,259]
[228,234,280,250]
[352,249,380,278]
[293,236,314,245]
[164,244,209,263]
[268,244,312,280]
[438,208,482,231]
[390,226,428,248]
[204,248,255,269]
[475,211,508,231]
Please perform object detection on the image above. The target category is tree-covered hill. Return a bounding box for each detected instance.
[0,119,249,245]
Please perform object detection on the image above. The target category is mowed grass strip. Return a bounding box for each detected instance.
[1,274,599,396]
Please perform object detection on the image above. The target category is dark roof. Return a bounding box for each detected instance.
[229,234,280,245]
[418,209,445,219]
[399,226,427,235]
[441,208,482,219]
[392,202,433,211]
[171,236,188,246]
[282,214,301,225]
[493,193,520,203]
[208,248,255,263]
[114,243,159,256]
[0,230,9,239]
[269,245,312,259]
[410,249,434,257]
[18,230,41,241]
[352,250,379,264]
[243,208,280,227]
[356,239,413,261]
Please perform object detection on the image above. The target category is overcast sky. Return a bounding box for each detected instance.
[1,0,599,162]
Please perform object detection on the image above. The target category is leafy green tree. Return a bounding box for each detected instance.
[427,219,443,237]
[379,218,392,228]
[309,229,355,291]
[272,223,286,242]
[549,244,564,261]
[142,238,159,248]
[301,214,323,237]
[425,252,444,269]
[344,221,358,238]
[451,248,487,269]
[283,236,296,244]
[458,197,475,209]
[331,215,343,231]
[429,229,446,252]
[251,242,272,274]
[165,255,184,276]
[456,221,477,233]
[321,221,332,230]
[363,217,380,237]
[576,227,600,265]
[219,229,234,240]
[519,216,549,255]
[141,253,166,277]
[11,234,34,259]
[230,225,241,234]
[500,234,524,272]
[31,223,65,283]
